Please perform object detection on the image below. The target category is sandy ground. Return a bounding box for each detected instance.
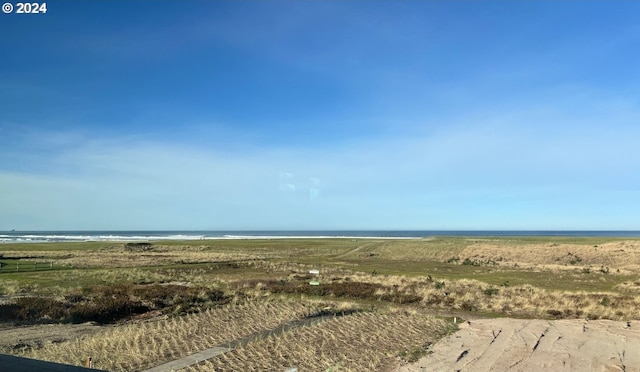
[395,318,640,372]
[0,322,103,353]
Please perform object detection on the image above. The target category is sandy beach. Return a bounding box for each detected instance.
[395,318,640,372]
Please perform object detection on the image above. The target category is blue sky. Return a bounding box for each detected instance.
[1,1,640,230]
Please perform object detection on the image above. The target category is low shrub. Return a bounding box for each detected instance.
[69,296,148,324]
[1,284,230,325]
[446,257,460,264]
[546,309,563,318]
[462,258,480,266]
[483,287,499,296]
[124,242,153,252]
[0,297,67,322]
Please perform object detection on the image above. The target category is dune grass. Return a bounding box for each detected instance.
[19,301,319,371]
[187,308,455,372]
[3,236,640,371]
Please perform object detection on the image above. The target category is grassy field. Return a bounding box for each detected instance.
[2,236,640,371]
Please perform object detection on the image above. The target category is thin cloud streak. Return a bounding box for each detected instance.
[2,99,639,230]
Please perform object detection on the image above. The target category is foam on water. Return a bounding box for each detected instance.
[0,234,411,243]
[0,233,206,243]
[2,230,640,243]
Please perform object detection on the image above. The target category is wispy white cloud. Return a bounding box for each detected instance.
[4,2,640,231]
[2,91,639,230]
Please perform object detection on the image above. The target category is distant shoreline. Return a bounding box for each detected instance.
[2,230,640,243]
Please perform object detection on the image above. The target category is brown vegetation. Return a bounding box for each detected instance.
[19,301,318,371]
[0,284,229,325]
[235,272,640,321]
[187,309,454,372]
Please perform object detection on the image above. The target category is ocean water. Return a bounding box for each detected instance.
[1,230,640,243]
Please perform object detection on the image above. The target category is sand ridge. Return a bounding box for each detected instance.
[395,318,640,372]
[461,240,640,272]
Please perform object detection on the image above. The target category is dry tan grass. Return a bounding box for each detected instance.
[443,279,640,320]
[19,301,317,371]
[1,245,259,269]
[7,238,640,371]
[360,239,467,262]
[329,238,640,273]
[250,271,640,321]
[459,241,640,271]
[64,250,258,269]
[7,267,223,297]
[615,279,640,293]
[0,279,24,296]
[187,309,453,372]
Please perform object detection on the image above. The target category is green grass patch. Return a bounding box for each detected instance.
[4,236,640,322]
[0,259,65,273]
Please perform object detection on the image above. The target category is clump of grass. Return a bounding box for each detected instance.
[615,280,640,293]
[569,253,583,265]
[462,258,480,266]
[398,344,432,363]
[123,242,153,252]
[483,286,499,296]
[0,279,24,295]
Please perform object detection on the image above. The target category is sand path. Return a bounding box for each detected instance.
[395,318,640,372]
